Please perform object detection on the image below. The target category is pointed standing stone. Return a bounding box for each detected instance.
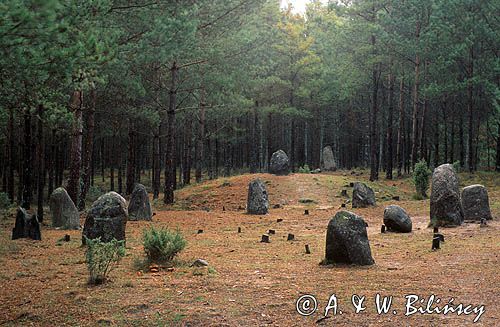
[49,187,80,229]
[128,184,153,221]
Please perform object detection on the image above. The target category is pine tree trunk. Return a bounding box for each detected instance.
[195,82,205,183]
[22,108,33,209]
[36,104,45,221]
[126,129,136,195]
[386,67,394,180]
[396,74,404,178]
[467,46,474,173]
[496,123,500,172]
[7,107,15,203]
[78,88,95,210]
[153,130,160,199]
[67,90,83,205]
[164,62,178,204]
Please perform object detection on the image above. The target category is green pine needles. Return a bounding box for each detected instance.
[413,160,431,199]
[142,227,187,264]
[85,237,125,285]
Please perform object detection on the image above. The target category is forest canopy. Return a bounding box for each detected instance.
[0,0,499,211]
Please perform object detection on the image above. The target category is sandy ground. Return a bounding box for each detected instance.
[0,171,498,326]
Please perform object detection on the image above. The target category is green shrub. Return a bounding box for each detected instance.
[84,237,125,285]
[452,160,461,173]
[298,164,311,173]
[0,192,11,210]
[86,185,105,204]
[143,227,187,264]
[413,159,431,198]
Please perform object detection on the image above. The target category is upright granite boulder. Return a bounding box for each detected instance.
[321,146,337,171]
[352,182,376,208]
[49,187,80,229]
[383,205,412,233]
[247,179,269,215]
[82,192,128,245]
[461,185,492,221]
[128,184,152,221]
[269,150,290,175]
[324,211,374,265]
[430,164,464,226]
[12,207,41,240]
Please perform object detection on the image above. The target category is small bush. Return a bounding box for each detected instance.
[413,159,431,198]
[0,192,11,210]
[85,237,125,285]
[298,164,311,174]
[143,227,186,264]
[86,185,105,203]
[452,160,461,173]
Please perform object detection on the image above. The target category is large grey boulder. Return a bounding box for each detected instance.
[430,164,464,226]
[128,184,152,221]
[324,211,374,265]
[247,179,269,215]
[49,187,80,229]
[12,207,41,240]
[82,192,128,245]
[461,185,492,221]
[269,150,290,175]
[383,205,412,233]
[321,146,337,171]
[352,182,376,208]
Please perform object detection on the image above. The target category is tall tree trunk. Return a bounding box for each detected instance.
[467,46,474,173]
[67,90,83,205]
[164,62,178,204]
[396,73,404,178]
[411,20,421,168]
[153,129,160,199]
[126,128,136,195]
[369,33,379,181]
[250,101,259,173]
[78,88,96,210]
[22,108,33,209]
[195,80,206,183]
[386,66,394,180]
[47,129,56,199]
[36,104,45,221]
[7,107,15,203]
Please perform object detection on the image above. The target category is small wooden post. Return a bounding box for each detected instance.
[261,234,270,243]
[287,233,295,241]
[268,229,275,235]
[197,229,203,234]
[341,203,346,208]
[433,226,439,233]
[64,234,70,242]
[381,225,386,233]
[305,244,311,254]
[238,227,241,233]
[432,235,440,250]
[304,209,309,215]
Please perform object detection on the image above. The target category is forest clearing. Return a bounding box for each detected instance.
[0,171,499,326]
[0,0,499,326]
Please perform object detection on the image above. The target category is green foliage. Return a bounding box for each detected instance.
[0,193,11,210]
[298,164,311,173]
[453,161,461,173]
[142,227,187,264]
[413,160,431,198]
[84,237,125,285]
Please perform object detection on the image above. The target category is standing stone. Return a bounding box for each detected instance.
[128,184,152,221]
[461,185,492,221]
[82,192,128,245]
[324,211,374,265]
[49,187,80,229]
[352,182,376,208]
[321,146,337,171]
[269,150,290,175]
[12,207,41,240]
[383,205,412,233]
[430,164,464,226]
[247,179,269,215]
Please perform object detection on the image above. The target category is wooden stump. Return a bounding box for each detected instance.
[392,196,400,201]
[287,233,294,241]
[238,227,241,233]
[64,234,71,242]
[341,203,346,208]
[381,225,386,233]
[261,234,270,243]
[433,227,439,233]
[432,235,440,250]
[304,209,309,215]
[305,244,311,254]
[268,229,275,235]
[197,229,203,234]
[277,218,283,223]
